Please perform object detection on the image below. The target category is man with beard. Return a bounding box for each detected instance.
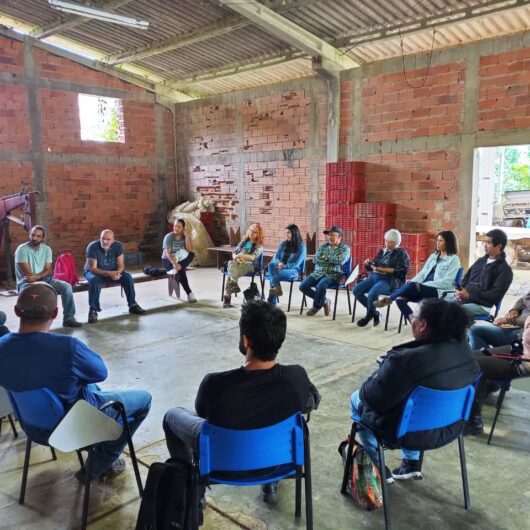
[15,225,82,328]
[84,229,146,323]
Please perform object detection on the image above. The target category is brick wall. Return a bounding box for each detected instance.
[0,35,175,275]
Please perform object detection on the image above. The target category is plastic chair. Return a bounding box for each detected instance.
[341,384,476,530]
[474,300,502,322]
[300,257,352,320]
[0,386,18,439]
[198,413,313,529]
[262,245,307,312]
[7,389,143,530]
[220,252,264,300]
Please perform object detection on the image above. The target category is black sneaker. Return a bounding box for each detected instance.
[88,310,98,324]
[357,314,373,327]
[75,458,126,485]
[63,317,83,328]
[392,459,422,480]
[129,304,146,315]
[261,481,280,503]
[373,311,381,327]
[464,415,484,436]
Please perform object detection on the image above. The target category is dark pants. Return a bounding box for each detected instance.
[162,252,195,295]
[391,282,438,320]
[85,270,137,312]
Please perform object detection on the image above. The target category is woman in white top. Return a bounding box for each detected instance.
[374,230,460,322]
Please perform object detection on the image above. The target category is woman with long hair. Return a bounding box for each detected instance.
[223,223,264,308]
[267,224,306,305]
[374,230,460,323]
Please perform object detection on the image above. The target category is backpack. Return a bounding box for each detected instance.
[338,438,383,511]
[243,281,261,302]
[53,253,79,286]
[135,458,202,530]
[143,265,167,277]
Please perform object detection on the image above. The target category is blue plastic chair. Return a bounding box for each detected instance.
[262,245,307,312]
[300,257,352,320]
[341,384,476,530]
[7,387,142,530]
[473,300,502,322]
[198,412,313,529]
[220,251,265,301]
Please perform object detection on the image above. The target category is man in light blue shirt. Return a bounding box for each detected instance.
[14,225,82,328]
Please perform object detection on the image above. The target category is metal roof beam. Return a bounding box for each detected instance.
[31,0,135,39]
[219,0,359,71]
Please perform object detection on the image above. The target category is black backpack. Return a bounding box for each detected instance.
[135,458,201,530]
[243,281,261,302]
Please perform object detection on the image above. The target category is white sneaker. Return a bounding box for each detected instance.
[187,293,197,303]
[167,269,178,275]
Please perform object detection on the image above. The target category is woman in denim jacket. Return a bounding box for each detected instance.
[374,231,460,322]
[267,224,306,305]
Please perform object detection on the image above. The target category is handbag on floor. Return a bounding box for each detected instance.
[338,438,383,511]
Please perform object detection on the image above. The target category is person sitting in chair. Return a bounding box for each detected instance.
[267,224,306,306]
[223,224,264,308]
[163,300,320,503]
[349,298,479,482]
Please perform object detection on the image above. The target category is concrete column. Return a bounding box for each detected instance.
[326,77,340,163]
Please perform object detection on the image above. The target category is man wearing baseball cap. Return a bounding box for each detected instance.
[299,225,351,316]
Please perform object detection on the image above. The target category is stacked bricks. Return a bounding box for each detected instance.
[352,203,397,273]
[325,161,366,248]
[400,232,430,278]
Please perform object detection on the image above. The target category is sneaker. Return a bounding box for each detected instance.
[357,314,373,327]
[306,307,320,316]
[323,298,332,316]
[167,268,178,276]
[463,415,484,436]
[223,295,233,308]
[374,295,392,309]
[269,285,283,297]
[187,293,197,303]
[88,309,98,324]
[74,458,126,485]
[381,465,394,485]
[129,305,146,315]
[261,481,280,503]
[373,311,381,327]
[63,317,83,328]
[226,279,240,295]
[392,459,422,480]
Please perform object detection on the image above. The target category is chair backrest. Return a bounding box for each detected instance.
[0,386,14,418]
[396,384,475,438]
[253,250,265,273]
[7,388,65,445]
[454,267,464,286]
[199,413,304,478]
[474,300,502,322]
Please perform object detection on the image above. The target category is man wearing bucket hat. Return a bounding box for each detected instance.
[299,225,351,316]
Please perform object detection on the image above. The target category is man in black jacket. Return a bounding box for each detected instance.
[350,299,479,482]
[454,228,513,318]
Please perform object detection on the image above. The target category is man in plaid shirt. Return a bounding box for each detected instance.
[299,226,351,316]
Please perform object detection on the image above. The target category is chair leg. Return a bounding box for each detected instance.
[487,386,508,445]
[352,297,357,322]
[300,294,306,315]
[50,447,57,460]
[303,426,313,530]
[458,435,471,509]
[340,423,358,495]
[7,414,18,438]
[384,306,390,331]
[347,288,352,315]
[377,443,392,530]
[77,450,85,472]
[295,474,302,518]
[221,274,226,301]
[398,313,403,334]
[288,282,294,312]
[332,287,339,321]
[19,438,31,505]
[117,407,143,496]
[81,448,93,530]
[259,272,264,300]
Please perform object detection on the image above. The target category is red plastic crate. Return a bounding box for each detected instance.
[341,229,354,248]
[326,161,366,177]
[326,188,366,203]
[327,174,366,192]
[354,203,397,219]
[401,232,430,249]
[326,202,355,217]
[403,247,430,262]
[353,217,396,232]
[353,244,382,274]
[325,215,355,231]
[353,229,387,248]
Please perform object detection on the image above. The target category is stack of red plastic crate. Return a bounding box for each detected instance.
[400,232,430,278]
[325,162,366,248]
[352,203,397,274]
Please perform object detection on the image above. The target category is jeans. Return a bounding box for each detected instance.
[350,390,419,463]
[18,277,76,320]
[299,274,335,310]
[468,322,520,350]
[85,270,137,312]
[459,302,490,319]
[390,282,438,321]
[89,386,152,476]
[163,407,205,463]
[266,263,299,305]
[352,273,391,315]
[162,252,195,295]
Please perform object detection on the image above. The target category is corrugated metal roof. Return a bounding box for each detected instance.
[1,0,529,99]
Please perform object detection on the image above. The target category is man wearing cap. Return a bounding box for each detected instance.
[14,225,82,328]
[299,225,351,316]
[0,282,152,483]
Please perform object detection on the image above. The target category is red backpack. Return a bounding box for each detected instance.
[54,252,79,286]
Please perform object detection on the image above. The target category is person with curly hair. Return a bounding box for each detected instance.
[223,223,265,308]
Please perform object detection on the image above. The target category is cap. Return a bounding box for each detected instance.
[323,225,343,235]
[16,282,58,320]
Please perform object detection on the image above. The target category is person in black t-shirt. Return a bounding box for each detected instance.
[163,300,320,503]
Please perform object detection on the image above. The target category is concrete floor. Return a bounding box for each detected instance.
[0,267,529,530]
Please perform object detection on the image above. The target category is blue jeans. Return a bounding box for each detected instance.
[390,282,438,321]
[350,390,419,463]
[299,274,335,309]
[18,277,76,320]
[459,302,490,319]
[267,263,299,305]
[468,322,521,350]
[89,386,152,476]
[85,270,137,312]
[163,407,205,462]
[352,273,391,315]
